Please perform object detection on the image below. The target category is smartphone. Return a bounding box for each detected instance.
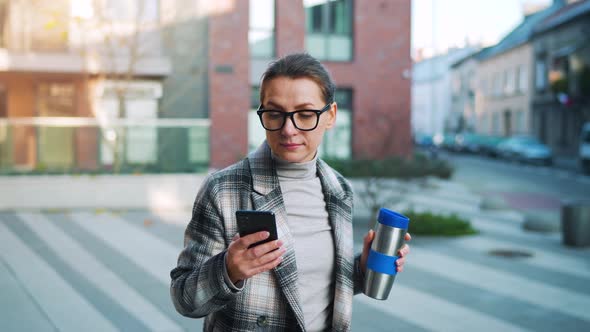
[235,210,278,249]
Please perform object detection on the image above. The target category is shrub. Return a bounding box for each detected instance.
[402,210,477,236]
[325,152,453,180]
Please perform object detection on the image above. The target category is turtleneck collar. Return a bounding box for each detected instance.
[272,153,318,181]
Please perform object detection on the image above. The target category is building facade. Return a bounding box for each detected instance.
[531,0,590,156]
[411,47,477,137]
[449,53,478,133]
[475,43,535,136]
[0,0,412,172]
[0,0,172,172]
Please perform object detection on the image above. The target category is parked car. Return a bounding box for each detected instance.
[497,135,553,165]
[478,135,506,158]
[454,133,485,154]
[414,133,434,148]
[580,122,590,175]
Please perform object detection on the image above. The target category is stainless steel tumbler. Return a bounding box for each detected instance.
[363,208,410,300]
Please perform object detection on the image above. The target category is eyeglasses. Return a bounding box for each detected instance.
[256,103,332,131]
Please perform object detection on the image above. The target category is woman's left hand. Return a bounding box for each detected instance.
[360,230,412,274]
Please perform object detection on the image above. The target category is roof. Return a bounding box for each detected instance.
[450,50,479,69]
[534,0,590,34]
[476,2,565,61]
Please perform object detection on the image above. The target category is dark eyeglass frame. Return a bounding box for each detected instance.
[256,102,332,131]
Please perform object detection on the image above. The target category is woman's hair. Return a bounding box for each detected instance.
[259,53,335,105]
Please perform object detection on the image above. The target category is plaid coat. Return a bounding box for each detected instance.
[170,142,364,331]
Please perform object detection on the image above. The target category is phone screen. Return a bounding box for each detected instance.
[235,210,278,248]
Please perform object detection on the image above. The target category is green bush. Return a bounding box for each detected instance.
[403,210,477,236]
[325,152,453,180]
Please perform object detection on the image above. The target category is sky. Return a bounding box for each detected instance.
[411,0,552,58]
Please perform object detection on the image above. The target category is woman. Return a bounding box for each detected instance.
[170,53,411,331]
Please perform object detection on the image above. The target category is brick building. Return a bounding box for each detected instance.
[0,0,412,172]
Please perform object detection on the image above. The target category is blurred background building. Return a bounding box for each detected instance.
[412,0,590,160]
[0,0,412,173]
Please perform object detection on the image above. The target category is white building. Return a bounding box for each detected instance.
[411,47,478,137]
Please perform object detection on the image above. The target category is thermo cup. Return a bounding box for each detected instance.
[363,208,410,300]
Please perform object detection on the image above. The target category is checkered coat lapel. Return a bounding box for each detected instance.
[248,142,306,329]
[248,143,356,331]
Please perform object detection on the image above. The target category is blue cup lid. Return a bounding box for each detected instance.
[378,208,410,229]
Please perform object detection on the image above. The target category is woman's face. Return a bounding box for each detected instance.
[261,76,336,163]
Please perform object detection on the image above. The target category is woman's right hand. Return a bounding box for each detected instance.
[226,232,285,284]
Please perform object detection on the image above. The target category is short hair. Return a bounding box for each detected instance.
[259,53,335,105]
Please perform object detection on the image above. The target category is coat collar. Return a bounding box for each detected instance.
[248,141,349,200]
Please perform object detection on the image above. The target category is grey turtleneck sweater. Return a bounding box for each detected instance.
[274,154,335,332]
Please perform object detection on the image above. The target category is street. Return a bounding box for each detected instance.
[439,151,590,205]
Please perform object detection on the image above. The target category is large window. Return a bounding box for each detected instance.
[249,0,275,58]
[535,57,548,91]
[305,0,353,61]
[37,83,76,169]
[319,89,352,159]
[516,65,527,93]
[249,87,266,152]
[503,69,515,95]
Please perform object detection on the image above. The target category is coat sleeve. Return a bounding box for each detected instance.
[170,176,240,318]
[353,253,365,295]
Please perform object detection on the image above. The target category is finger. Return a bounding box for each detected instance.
[249,239,283,259]
[398,244,410,257]
[250,255,284,277]
[254,246,286,266]
[238,231,270,250]
[396,265,404,273]
[396,256,405,267]
[363,230,375,249]
[405,232,412,241]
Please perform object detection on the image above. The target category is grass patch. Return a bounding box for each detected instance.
[403,210,477,236]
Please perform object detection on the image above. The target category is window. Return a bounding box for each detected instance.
[249,0,275,58]
[480,78,488,97]
[493,74,502,97]
[516,65,527,93]
[305,0,353,61]
[504,69,515,95]
[535,57,548,91]
[37,83,76,169]
[104,0,159,22]
[515,110,525,134]
[492,112,501,135]
[320,89,352,159]
[248,86,266,152]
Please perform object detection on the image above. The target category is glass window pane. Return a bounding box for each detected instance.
[38,127,74,168]
[305,0,352,61]
[320,88,352,159]
[249,30,275,58]
[249,108,267,152]
[306,34,327,60]
[327,35,351,61]
[250,0,275,30]
[330,0,350,34]
[125,99,157,164]
[189,126,209,163]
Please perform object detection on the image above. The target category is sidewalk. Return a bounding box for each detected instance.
[1,175,589,331]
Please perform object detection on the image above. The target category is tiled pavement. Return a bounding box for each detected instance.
[1,207,589,332]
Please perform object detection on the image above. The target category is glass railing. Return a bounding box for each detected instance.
[0,117,210,175]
